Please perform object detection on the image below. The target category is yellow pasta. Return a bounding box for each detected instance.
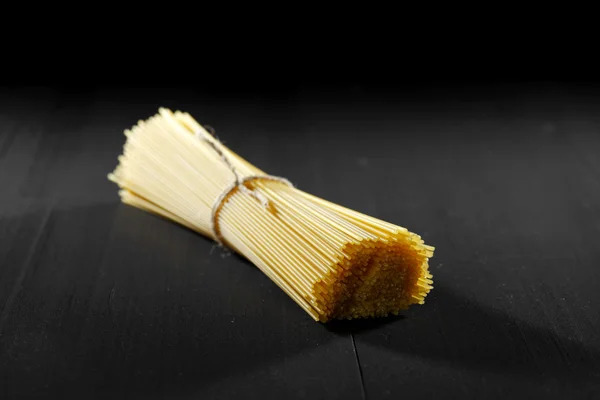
[108,108,434,322]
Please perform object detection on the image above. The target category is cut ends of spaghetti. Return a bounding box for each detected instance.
[315,236,433,322]
[108,108,434,322]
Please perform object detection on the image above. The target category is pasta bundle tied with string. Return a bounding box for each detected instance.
[108,108,434,322]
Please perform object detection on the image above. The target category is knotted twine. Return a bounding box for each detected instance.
[195,126,293,246]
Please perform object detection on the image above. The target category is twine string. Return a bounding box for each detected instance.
[195,126,293,245]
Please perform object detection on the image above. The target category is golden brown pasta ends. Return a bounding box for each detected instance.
[108,108,434,322]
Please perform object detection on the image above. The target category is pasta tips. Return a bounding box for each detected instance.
[109,108,434,322]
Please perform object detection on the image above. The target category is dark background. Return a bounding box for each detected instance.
[1,79,599,399]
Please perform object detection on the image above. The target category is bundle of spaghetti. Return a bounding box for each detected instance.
[108,108,434,322]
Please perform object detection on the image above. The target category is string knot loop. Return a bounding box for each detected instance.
[195,127,293,245]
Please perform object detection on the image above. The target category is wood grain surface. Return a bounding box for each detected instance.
[1,85,598,399]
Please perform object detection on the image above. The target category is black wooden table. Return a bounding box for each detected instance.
[1,85,598,399]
